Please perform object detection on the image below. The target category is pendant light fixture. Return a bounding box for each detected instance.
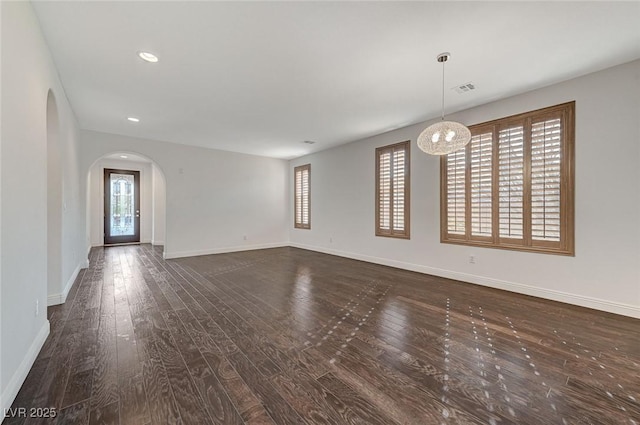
[417,52,471,155]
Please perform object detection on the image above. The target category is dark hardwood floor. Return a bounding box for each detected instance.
[5,245,639,425]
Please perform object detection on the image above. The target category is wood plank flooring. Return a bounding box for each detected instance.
[5,245,639,425]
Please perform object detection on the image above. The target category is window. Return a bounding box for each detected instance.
[376,141,410,238]
[441,102,575,255]
[294,164,311,229]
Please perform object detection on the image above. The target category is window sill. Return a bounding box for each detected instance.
[441,238,574,256]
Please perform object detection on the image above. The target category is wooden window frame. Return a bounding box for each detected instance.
[440,102,575,256]
[376,141,411,239]
[294,164,311,229]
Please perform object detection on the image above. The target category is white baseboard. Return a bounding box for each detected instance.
[290,242,640,319]
[82,237,639,318]
[164,242,288,260]
[151,240,164,246]
[47,261,83,306]
[1,320,50,416]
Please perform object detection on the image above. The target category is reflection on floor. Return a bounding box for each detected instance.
[6,245,640,424]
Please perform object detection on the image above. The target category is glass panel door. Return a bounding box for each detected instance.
[104,169,140,245]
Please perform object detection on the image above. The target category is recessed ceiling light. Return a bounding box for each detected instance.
[120,155,128,159]
[127,117,140,123]
[137,51,158,63]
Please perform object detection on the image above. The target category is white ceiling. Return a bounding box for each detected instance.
[33,1,640,159]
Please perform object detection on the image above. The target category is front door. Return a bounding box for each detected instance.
[104,168,140,245]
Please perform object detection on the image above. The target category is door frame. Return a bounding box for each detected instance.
[104,168,141,245]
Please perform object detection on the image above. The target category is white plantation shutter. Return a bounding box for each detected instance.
[441,102,574,255]
[393,149,406,232]
[294,164,310,229]
[446,147,466,235]
[470,132,493,237]
[498,126,524,239]
[376,141,410,238]
[378,152,391,231]
[531,117,561,241]
[301,169,309,225]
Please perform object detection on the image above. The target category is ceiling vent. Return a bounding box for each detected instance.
[453,82,476,94]
[303,140,316,144]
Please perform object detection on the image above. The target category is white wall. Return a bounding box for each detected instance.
[46,92,62,306]
[152,163,166,245]
[0,1,3,416]
[1,1,85,415]
[88,158,153,246]
[290,60,640,318]
[80,130,289,259]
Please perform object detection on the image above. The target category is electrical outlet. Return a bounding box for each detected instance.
[243,235,248,241]
[35,299,39,317]
[469,255,476,264]
[329,237,333,243]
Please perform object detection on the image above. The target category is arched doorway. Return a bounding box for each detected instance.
[85,152,166,251]
[47,90,62,299]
